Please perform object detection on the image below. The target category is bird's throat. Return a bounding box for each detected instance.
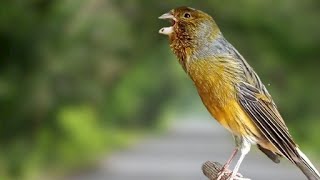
[169,29,220,72]
[169,33,195,72]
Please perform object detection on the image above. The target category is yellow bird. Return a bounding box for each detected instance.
[159,6,320,180]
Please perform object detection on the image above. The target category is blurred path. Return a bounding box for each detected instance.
[68,117,304,180]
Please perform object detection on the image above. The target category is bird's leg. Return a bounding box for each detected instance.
[229,138,251,180]
[217,147,242,180]
[216,148,239,180]
[217,135,244,180]
[222,148,238,170]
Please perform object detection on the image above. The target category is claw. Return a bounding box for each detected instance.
[216,169,230,180]
[217,169,249,180]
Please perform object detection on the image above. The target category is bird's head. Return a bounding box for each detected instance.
[159,7,221,70]
[159,6,220,40]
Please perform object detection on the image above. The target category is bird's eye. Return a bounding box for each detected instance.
[183,12,191,18]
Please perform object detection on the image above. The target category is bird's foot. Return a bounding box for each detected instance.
[216,168,232,180]
[217,169,250,180]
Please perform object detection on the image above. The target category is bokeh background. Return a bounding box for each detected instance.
[1,0,320,179]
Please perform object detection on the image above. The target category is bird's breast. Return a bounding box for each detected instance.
[187,59,236,112]
[187,60,235,126]
[186,59,262,138]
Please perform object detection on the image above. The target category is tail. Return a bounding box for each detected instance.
[295,148,320,180]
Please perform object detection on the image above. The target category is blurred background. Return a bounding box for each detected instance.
[1,0,320,179]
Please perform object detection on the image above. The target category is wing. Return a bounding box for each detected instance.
[214,37,300,163]
[236,81,299,163]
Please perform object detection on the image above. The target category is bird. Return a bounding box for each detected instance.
[158,6,320,180]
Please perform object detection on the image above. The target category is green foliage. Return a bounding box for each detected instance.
[0,0,319,179]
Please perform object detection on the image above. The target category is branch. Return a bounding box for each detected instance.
[202,161,250,180]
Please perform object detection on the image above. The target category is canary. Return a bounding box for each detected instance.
[159,6,320,180]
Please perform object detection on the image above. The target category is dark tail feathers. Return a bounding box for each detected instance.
[296,148,320,180]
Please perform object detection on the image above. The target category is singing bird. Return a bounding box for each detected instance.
[159,6,320,180]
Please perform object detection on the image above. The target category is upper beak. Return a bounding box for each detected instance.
[158,12,177,21]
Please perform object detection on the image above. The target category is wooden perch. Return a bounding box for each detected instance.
[202,161,250,180]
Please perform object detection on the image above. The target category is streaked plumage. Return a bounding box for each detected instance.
[159,6,320,180]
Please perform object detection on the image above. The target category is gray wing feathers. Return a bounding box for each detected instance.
[236,82,298,163]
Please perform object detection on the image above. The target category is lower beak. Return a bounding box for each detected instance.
[159,26,174,35]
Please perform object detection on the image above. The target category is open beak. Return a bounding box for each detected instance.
[158,12,176,35]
